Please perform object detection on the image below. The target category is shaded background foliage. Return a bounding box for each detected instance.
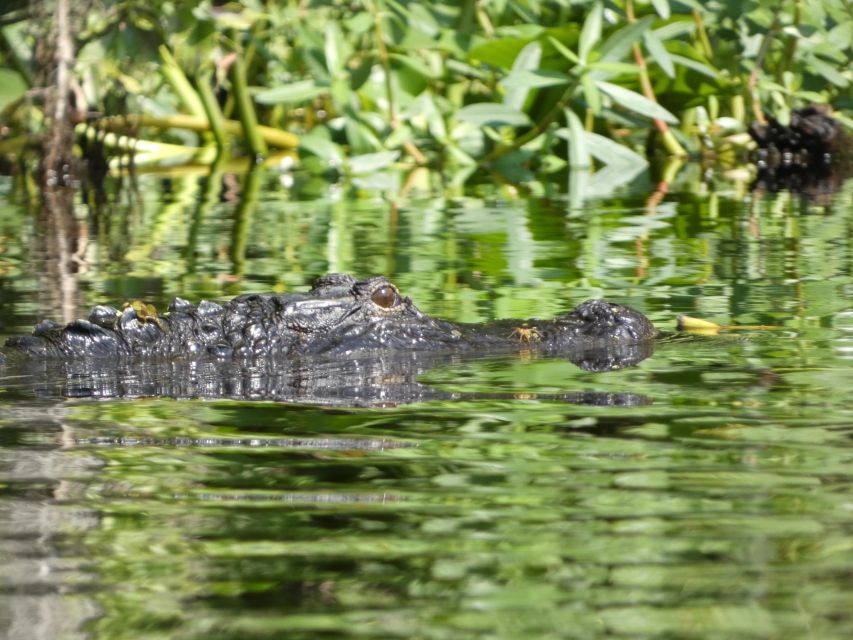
[0,0,851,185]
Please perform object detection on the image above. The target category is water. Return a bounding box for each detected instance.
[1,171,853,639]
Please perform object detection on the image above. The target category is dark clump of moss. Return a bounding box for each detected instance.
[749,106,852,195]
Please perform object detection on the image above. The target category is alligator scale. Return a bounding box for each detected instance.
[1,274,657,362]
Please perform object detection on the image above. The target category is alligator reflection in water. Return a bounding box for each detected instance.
[0,343,654,407]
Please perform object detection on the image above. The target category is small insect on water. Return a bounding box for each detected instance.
[509,324,541,343]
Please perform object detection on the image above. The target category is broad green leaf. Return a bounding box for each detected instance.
[503,41,542,111]
[596,81,679,124]
[650,0,671,19]
[0,69,27,112]
[599,16,654,62]
[643,31,675,78]
[456,103,532,127]
[579,1,603,63]
[547,36,580,65]
[255,80,326,104]
[584,131,648,167]
[581,74,602,114]
[501,70,572,92]
[348,151,401,174]
[563,108,589,168]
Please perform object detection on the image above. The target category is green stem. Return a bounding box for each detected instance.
[95,114,298,149]
[227,29,268,159]
[196,68,229,154]
[159,46,207,119]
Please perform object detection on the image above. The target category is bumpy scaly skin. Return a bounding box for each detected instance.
[0,274,657,361]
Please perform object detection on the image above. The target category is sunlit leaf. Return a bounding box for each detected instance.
[347,151,401,174]
[596,81,679,124]
[643,31,675,78]
[299,130,343,164]
[807,55,849,88]
[501,70,571,92]
[599,16,655,62]
[456,103,532,127]
[0,69,27,111]
[255,80,326,105]
[584,131,648,167]
[653,20,696,41]
[390,53,440,80]
[650,0,671,19]
[324,22,346,77]
[668,54,719,79]
[503,41,543,111]
[547,36,580,65]
[563,108,589,168]
[588,62,641,76]
[581,74,602,114]
[468,37,530,69]
[579,1,603,63]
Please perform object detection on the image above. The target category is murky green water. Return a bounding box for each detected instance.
[1,171,853,639]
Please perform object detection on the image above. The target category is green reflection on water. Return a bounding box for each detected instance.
[0,174,853,638]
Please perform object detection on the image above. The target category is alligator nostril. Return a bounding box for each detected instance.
[371,285,399,309]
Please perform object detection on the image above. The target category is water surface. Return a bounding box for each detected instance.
[1,172,853,638]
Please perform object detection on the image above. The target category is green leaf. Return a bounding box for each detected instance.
[255,80,326,105]
[584,131,648,167]
[650,0,671,19]
[503,41,542,111]
[501,70,572,92]
[599,16,655,62]
[348,151,401,174]
[468,37,530,69]
[596,81,679,124]
[579,1,603,63]
[547,36,580,65]
[456,103,532,127]
[563,108,589,168]
[668,54,719,79]
[299,130,343,164]
[581,74,602,114]
[390,53,440,80]
[807,55,849,88]
[643,31,675,78]
[0,69,28,112]
[324,22,345,77]
[653,20,696,41]
[587,62,641,76]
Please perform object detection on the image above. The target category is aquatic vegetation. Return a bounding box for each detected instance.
[0,0,850,188]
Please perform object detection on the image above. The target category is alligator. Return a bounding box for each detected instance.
[0,274,657,405]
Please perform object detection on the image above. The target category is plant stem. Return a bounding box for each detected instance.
[159,46,207,119]
[196,68,230,153]
[227,29,268,160]
[627,0,687,157]
[95,114,299,149]
[747,17,781,123]
[366,0,426,165]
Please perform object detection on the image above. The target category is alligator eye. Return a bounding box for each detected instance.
[371,285,399,309]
